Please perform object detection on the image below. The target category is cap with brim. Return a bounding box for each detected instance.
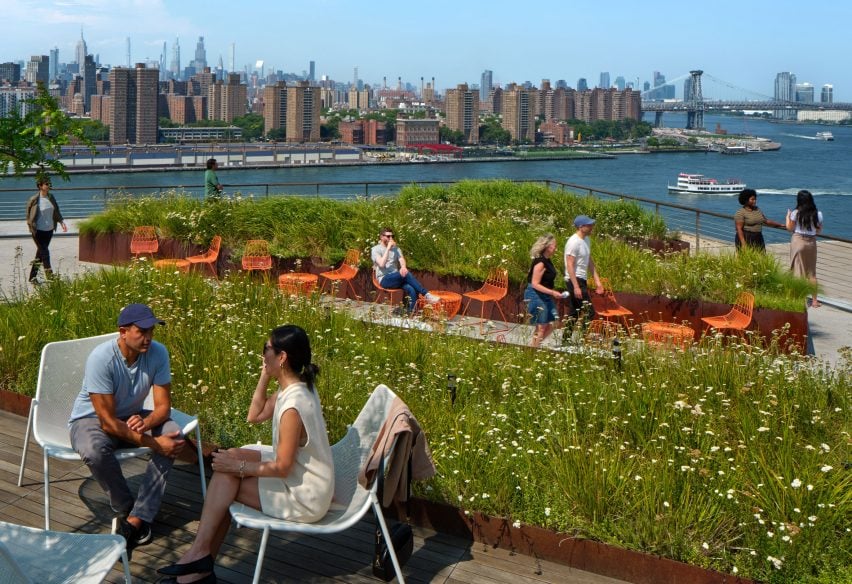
[574,215,596,228]
[117,303,165,328]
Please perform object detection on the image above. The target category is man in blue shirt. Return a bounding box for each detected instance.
[69,304,186,554]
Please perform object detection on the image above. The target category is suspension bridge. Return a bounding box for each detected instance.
[639,70,852,128]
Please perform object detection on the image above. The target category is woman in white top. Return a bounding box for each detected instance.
[786,190,824,308]
[158,325,334,584]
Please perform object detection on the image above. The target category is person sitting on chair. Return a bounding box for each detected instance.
[371,227,439,314]
[157,325,334,584]
[69,303,186,555]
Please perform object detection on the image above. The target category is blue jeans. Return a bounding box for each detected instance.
[381,271,428,313]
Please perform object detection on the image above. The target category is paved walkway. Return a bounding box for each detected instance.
[1,223,849,368]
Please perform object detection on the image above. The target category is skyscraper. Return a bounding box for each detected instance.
[82,54,96,112]
[286,81,321,142]
[480,69,493,102]
[577,78,588,91]
[614,76,625,91]
[75,28,87,67]
[774,72,796,119]
[502,83,535,143]
[49,47,59,82]
[821,84,833,104]
[795,83,814,103]
[599,72,610,89]
[24,55,49,85]
[170,37,181,80]
[445,83,479,144]
[192,37,207,71]
[109,63,159,145]
[309,61,315,82]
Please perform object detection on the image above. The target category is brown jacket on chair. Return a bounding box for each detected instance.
[358,397,436,507]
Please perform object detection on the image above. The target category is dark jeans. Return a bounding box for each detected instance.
[29,229,54,281]
[380,271,428,313]
[568,278,596,325]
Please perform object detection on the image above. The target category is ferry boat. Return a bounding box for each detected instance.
[816,131,834,141]
[667,173,746,195]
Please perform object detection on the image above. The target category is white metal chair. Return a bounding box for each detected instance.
[17,332,207,530]
[230,384,407,584]
[0,519,131,583]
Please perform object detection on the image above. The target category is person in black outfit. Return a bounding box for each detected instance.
[523,234,563,348]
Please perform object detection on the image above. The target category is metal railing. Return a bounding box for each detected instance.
[2,178,849,305]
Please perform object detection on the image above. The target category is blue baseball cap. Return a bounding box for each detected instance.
[574,215,596,228]
[117,303,165,328]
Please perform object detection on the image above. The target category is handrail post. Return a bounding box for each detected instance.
[365,183,369,199]
[695,211,701,253]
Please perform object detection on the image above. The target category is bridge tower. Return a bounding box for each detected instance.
[686,70,704,130]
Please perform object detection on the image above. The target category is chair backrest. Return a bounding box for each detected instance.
[480,268,509,299]
[342,248,361,268]
[732,291,754,321]
[207,235,222,259]
[32,333,119,452]
[242,239,271,270]
[130,226,158,253]
[594,277,626,311]
[328,385,397,511]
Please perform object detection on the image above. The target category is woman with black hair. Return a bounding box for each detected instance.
[786,190,824,308]
[734,188,784,251]
[158,325,333,584]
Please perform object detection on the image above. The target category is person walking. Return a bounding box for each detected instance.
[25,175,67,283]
[786,190,824,308]
[204,158,223,199]
[524,234,563,348]
[564,215,604,328]
[734,188,784,251]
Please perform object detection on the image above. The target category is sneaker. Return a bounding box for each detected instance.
[424,293,441,305]
[134,521,153,546]
[113,518,152,551]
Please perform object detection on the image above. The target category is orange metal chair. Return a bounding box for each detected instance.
[129,226,158,258]
[371,271,404,308]
[241,239,272,273]
[701,291,754,335]
[591,278,634,329]
[461,267,510,335]
[585,318,623,346]
[186,235,222,279]
[318,249,361,299]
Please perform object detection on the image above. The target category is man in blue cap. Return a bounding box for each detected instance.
[564,215,604,327]
[69,303,186,554]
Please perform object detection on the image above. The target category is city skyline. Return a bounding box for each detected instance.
[2,0,850,100]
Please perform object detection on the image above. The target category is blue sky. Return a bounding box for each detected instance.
[3,0,850,100]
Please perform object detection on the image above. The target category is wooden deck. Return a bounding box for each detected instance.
[2,410,628,584]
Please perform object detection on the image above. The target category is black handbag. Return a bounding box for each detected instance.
[372,442,414,581]
[372,521,413,581]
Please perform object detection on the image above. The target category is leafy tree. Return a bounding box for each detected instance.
[266,127,286,141]
[0,85,91,179]
[439,126,465,145]
[646,136,660,148]
[77,119,110,142]
[479,116,512,145]
[232,113,264,141]
[321,117,340,140]
[159,116,177,128]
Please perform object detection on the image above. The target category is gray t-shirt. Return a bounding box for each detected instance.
[371,243,403,279]
[35,196,55,231]
[69,338,171,422]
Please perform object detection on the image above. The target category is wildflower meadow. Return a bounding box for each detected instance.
[1,261,848,583]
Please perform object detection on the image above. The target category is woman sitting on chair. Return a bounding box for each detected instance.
[158,325,334,584]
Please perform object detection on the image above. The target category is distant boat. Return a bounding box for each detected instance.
[816,131,834,141]
[720,144,748,155]
[668,173,746,195]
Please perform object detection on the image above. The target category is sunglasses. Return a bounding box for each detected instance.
[383,233,394,238]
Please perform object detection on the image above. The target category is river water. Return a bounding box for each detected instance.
[2,113,850,238]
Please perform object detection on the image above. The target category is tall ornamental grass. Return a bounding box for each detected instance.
[78,180,811,311]
[0,265,848,583]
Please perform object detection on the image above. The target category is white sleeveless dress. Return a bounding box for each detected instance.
[257,382,334,522]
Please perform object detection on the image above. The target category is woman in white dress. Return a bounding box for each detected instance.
[158,325,334,584]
